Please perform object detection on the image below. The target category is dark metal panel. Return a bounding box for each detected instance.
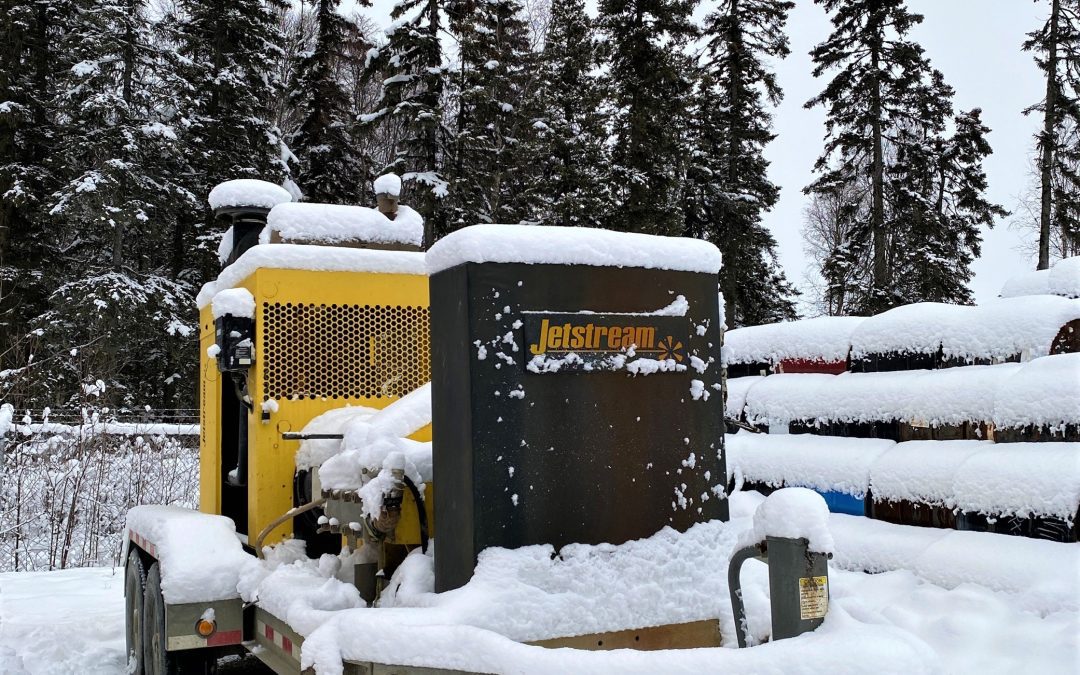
[431,262,728,592]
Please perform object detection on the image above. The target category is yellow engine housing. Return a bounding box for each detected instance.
[198,263,431,545]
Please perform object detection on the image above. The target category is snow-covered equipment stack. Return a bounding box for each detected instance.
[208,179,293,265]
[723,316,865,377]
[427,225,727,591]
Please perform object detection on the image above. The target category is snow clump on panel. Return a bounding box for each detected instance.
[426,224,722,275]
[1048,255,1080,298]
[746,487,834,554]
[262,202,423,248]
[210,287,255,320]
[723,316,865,366]
[373,172,402,197]
[208,179,292,210]
[196,244,426,308]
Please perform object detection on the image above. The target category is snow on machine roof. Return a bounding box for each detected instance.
[262,201,423,248]
[425,224,723,275]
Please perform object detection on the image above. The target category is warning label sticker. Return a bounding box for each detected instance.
[799,576,829,620]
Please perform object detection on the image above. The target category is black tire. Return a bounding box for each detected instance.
[125,551,147,675]
[142,563,219,675]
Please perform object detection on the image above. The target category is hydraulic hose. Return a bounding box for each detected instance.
[254,498,326,559]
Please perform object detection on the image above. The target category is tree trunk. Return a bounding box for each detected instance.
[723,0,741,329]
[1037,0,1060,270]
[869,27,887,300]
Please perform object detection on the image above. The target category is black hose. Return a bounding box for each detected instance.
[401,475,429,554]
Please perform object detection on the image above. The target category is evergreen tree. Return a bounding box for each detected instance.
[27,0,198,409]
[599,0,697,236]
[690,0,797,327]
[0,1,66,354]
[169,0,290,277]
[805,0,999,311]
[521,0,612,228]
[1024,0,1080,268]
[364,0,450,244]
[445,0,534,233]
[290,0,369,205]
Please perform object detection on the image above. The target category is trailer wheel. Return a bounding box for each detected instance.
[142,563,218,675]
[125,550,147,674]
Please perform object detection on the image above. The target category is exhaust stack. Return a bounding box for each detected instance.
[208,179,294,266]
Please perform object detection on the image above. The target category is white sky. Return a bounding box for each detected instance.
[348,0,1050,308]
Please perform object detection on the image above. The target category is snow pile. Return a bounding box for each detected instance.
[993,352,1080,429]
[727,433,894,498]
[208,179,292,210]
[849,297,1080,361]
[237,542,367,637]
[262,202,423,247]
[426,224,723,275]
[294,405,378,470]
[196,244,426,308]
[725,375,763,419]
[999,268,1051,298]
[210,287,255,319]
[125,505,252,603]
[744,488,834,553]
[723,316,865,366]
[868,440,987,509]
[850,302,971,359]
[373,173,402,196]
[1048,255,1080,298]
[317,386,433,517]
[827,512,1080,613]
[949,443,1080,521]
[737,361,1057,427]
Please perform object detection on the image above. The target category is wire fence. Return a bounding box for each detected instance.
[0,418,199,572]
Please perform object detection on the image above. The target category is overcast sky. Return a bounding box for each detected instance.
[346,0,1050,309]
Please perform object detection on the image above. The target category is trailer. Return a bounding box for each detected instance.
[123,178,734,674]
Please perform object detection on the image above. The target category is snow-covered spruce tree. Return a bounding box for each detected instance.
[444,0,535,233]
[168,0,290,277]
[599,0,697,236]
[688,0,797,327]
[364,0,450,244]
[1025,0,1080,268]
[520,0,613,228]
[889,104,1006,305]
[289,0,369,205]
[0,1,67,359]
[23,0,199,410]
[806,0,994,312]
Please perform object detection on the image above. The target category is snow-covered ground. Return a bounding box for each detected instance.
[3,491,1077,674]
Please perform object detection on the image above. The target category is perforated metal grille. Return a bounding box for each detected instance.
[262,303,430,400]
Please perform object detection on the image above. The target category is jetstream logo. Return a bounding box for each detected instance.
[528,317,684,361]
